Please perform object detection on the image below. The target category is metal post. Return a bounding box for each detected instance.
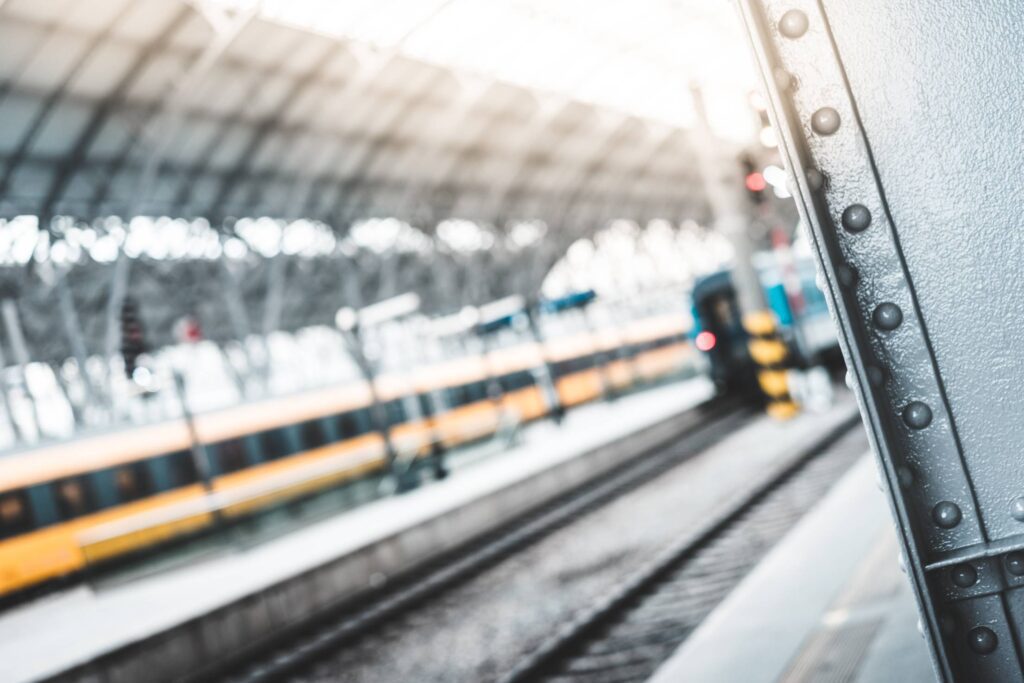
[54,266,97,421]
[172,370,215,496]
[525,303,565,423]
[219,257,257,398]
[1,298,44,437]
[580,306,617,401]
[476,331,508,405]
[340,321,414,493]
[689,84,798,418]
[404,319,448,480]
[0,342,25,443]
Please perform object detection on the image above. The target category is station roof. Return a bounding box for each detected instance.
[0,0,747,229]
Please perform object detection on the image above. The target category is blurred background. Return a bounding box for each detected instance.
[0,0,803,441]
[0,3,892,683]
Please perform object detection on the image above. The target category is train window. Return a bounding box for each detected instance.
[300,419,326,450]
[336,411,358,439]
[385,400,406,425]
[53,477,96,521]
[215,438,249,474]
[259,428,293,460]
[418,393,434,417]
[352,408,371,434]
[0,490,33,539]
[515,371,536,389]
[113,463,154,503]
[463,381,483,403]
[446,385,466,407]
[167,450,199,488]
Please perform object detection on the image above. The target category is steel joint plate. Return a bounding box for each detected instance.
[736,1,1024,681]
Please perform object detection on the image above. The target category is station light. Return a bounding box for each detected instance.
[695,330,717,352]
[744,171,767,193]
[739,152,766,204]
[120,297,147,380]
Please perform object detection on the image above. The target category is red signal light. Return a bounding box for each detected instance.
[695,330,717,352]
[745,172,767,193]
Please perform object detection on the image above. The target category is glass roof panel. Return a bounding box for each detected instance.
[216,0,758,140]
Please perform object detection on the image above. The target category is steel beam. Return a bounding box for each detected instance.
[739,1,1024,680]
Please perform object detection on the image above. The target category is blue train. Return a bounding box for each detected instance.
[690,253,839,392]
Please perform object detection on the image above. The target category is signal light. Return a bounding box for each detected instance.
[745,172,767,193]
[695,331,717,352]
[739,152,766,204]
[120,297,147,380]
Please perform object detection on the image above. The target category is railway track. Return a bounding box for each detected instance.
[212,398,753,683]
[500,414,864,683]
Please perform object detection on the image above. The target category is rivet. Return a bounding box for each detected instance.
[1006,552,1024,576]
[778,9,809,38]
[873,302,903,330]
[897,466,914,490]
[866,365,885,387]
[841,204,872,233]
[811,107,841,135]
[968,627,998,655]
[933,501,962,529]
[916,617,925,637]
[805,168,825,190]
[903,401,932,429]
[836,264,857,287]
[773,67,795,91]
[1011,497,1024,521]
[950,563,978,588]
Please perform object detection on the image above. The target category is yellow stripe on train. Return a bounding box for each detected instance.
[0,334,693,598]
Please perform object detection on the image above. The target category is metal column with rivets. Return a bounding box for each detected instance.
[737,1,1024,680]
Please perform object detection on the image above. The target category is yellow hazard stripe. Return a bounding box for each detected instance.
[748,338,788,366]
[758,369,790,398]
[742,310,777,337]
[766,400,800,420]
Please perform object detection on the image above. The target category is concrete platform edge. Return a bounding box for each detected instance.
[42,399,721,683]
[648,455,892,683]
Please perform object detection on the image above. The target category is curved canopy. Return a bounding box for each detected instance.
[0,0,724,229]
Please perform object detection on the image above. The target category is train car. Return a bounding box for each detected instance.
[0,313,693,602]
[690,253,838,392]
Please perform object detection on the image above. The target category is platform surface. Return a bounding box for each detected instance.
[2,379,718,682]
[650,454,936,683]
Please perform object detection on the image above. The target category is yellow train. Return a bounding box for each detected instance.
[0,314,692,600]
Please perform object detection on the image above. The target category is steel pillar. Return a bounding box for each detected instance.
[738,1,1024,680]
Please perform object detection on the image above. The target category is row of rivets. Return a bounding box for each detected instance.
[780,8,960,537]
[775,5,988,655]
[950,552,1024,590]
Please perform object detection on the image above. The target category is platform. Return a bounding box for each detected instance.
[2,378,720,683]
[649,454,936,683]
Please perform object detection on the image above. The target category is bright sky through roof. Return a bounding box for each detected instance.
[216,0,760,140]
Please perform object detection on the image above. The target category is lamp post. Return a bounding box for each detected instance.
[336,293,421,493]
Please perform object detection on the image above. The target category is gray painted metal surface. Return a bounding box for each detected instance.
[737,1,1024,681]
